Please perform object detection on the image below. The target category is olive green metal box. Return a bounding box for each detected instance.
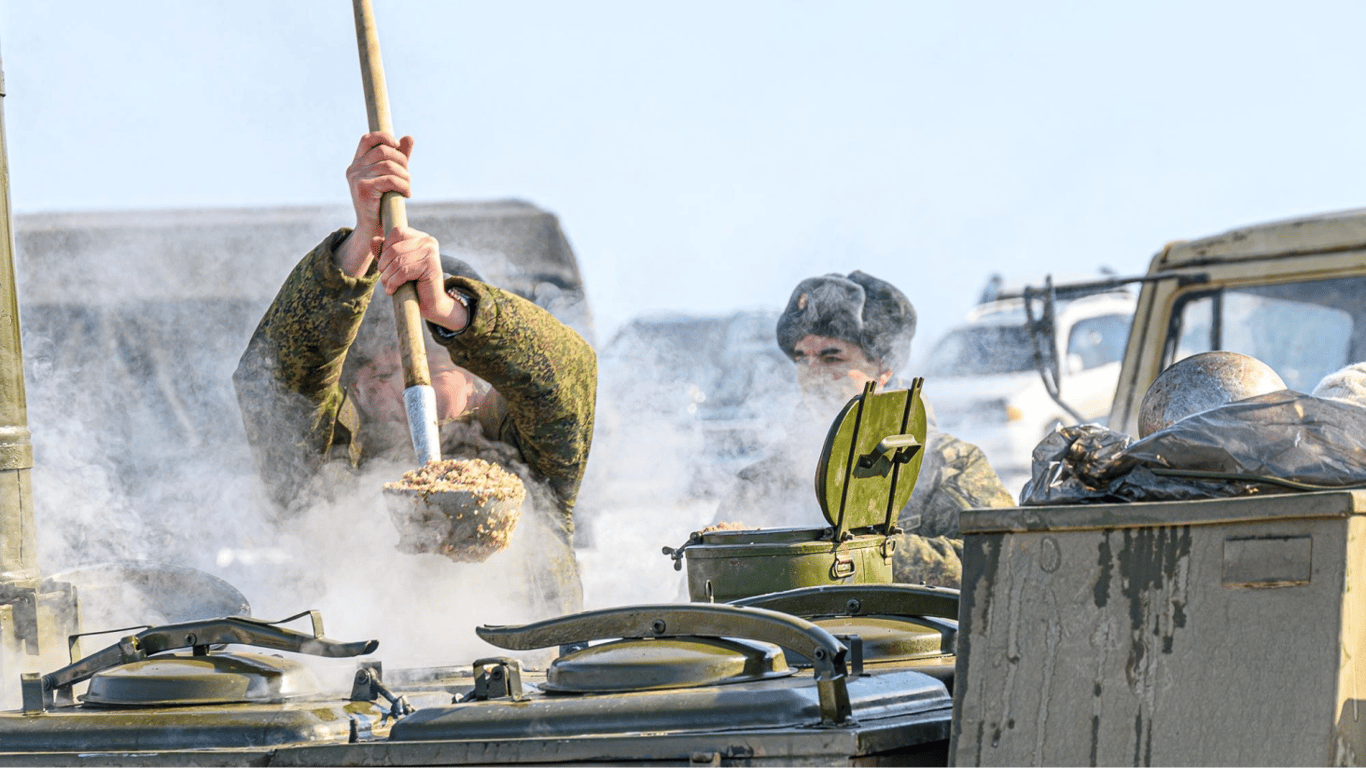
[670,381,927,603]
[952,490,1366,766]
[681,527,898,603]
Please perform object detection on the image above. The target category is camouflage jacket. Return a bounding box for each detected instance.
[233,229,597,613]
[715,413,1014,590]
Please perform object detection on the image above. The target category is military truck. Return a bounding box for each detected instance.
[1106,210,1366,433]
[952,208,1366,766]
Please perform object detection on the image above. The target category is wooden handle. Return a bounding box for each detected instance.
[353,0,430,390]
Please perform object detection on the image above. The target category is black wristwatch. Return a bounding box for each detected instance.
[430,285,476,341]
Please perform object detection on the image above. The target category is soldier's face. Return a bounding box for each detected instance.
[353,349,480,425]
[791,335,891,406]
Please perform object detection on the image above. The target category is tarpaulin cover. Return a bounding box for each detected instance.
[1020,390,1366,505]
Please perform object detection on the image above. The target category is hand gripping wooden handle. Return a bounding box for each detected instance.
[353,0,440,465]
[353,0,429,392]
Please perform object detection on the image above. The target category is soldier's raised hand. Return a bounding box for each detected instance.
[336,131,415,277]
[374,225,468,334]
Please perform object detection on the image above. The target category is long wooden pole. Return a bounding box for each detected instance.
[0,49,44,655]
[353,0,440,464]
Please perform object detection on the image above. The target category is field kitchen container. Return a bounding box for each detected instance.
[951,489,1366,766]
[665,381,928,603]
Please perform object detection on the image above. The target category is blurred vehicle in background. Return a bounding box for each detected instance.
[587,309,795,507]
[955,208,1366,767]
[574,309,796,598]
[919,281,1136,489]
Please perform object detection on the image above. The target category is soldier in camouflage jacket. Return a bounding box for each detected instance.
[715,271,1013,589]
[233,132,595,617]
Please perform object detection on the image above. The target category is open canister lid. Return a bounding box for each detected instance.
[814,379,927,538]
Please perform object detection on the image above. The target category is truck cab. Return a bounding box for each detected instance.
[1109,207,1366,435]
[952,207,1366,766]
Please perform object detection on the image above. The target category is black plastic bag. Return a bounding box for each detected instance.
[1020,390,1366,505]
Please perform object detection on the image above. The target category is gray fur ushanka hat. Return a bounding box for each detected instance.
[776,270,917,374]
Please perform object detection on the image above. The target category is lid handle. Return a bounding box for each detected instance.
[856,434,922,474]
[476,603,854,724]
[24,612,377,713]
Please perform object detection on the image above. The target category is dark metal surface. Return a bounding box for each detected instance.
[477,602,855,724]
[82,653,320,707]
[389,668,950,744]
[479,604,845,676]
[730,583,959,622]
[0,698,394,753]
[731,585,958,667]
[813,616,952,663]
[29,613,378,712]
[542,636,792,693]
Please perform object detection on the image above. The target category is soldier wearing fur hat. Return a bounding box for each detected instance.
[714,270,1014,589]
[233,132,595,619]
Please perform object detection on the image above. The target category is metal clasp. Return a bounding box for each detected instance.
[470,657,526,702]
[350,662,413,724]
[662,532,703,571]
[832,554,856,579]
[855,434,922,476]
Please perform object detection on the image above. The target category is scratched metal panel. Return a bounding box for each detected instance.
[952,510,1353,767]
[960,490,1366,535]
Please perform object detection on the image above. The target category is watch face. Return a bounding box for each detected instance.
[438,286,474,336]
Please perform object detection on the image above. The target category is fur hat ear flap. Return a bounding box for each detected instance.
[776,275,867,361]
[846,270,916,374]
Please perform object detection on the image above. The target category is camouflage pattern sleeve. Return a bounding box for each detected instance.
[892,535,964,589]
[233,229,377,511]
[909,429,1016,538]
[432,276,597,520]
[893,428,1014,589]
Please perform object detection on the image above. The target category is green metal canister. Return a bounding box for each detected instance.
[671,380,927,603]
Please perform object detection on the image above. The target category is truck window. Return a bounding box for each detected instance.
[1166,276,1362,392]
[1066,314,1129,370]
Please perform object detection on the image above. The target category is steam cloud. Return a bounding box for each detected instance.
[12,206,801,678]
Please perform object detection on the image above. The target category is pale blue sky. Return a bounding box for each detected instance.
[3,0,1365,352]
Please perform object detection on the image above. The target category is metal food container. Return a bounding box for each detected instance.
[952,489,1366,766]
[680,526,897,602]
[667,380,927,603]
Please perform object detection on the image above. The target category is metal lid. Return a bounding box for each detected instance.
[814,379,927,537]
[730,585,959,667]
[542,637,793,693]
[812,616,953,664]
[82,652,322,707]
[43,561,251,631]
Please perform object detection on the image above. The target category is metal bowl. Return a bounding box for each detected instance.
[1138,351,1287,437]
[383,485,524,563]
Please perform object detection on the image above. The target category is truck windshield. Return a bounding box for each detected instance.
[924,325,1038,375]
[1167,275,1366,392]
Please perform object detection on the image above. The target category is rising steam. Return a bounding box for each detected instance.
[13,204,799,676]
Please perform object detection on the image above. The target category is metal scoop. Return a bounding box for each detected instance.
[382,459,527,562]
